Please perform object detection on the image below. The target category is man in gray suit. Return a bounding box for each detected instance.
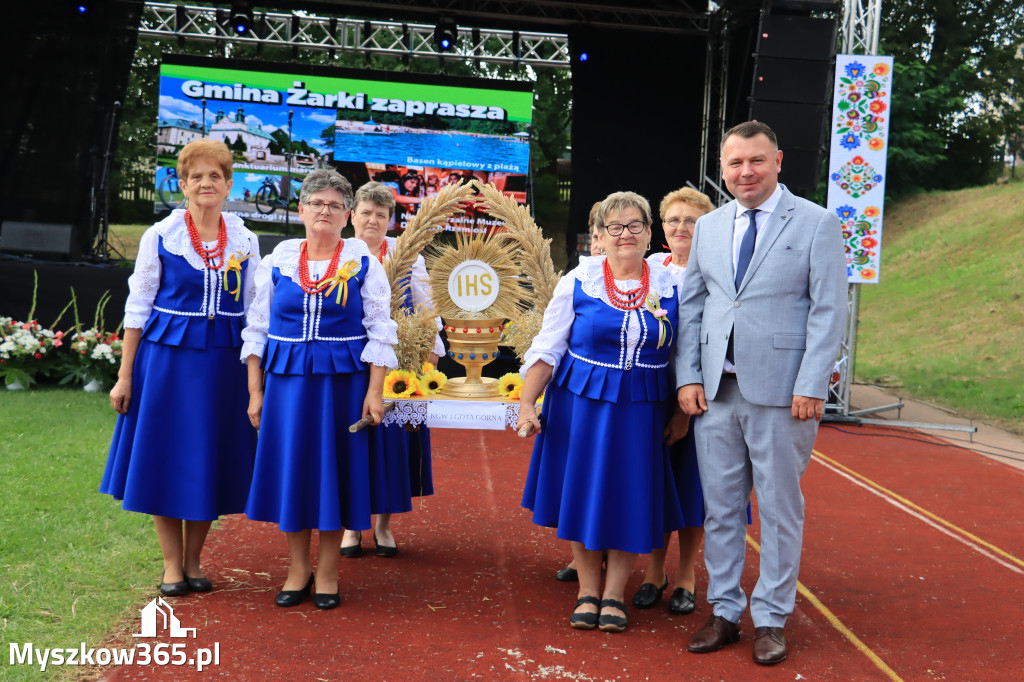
[675,121,847,665]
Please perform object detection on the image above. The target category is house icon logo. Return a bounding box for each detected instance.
[133,597,197,639]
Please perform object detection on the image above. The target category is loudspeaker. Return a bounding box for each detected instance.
[749,101,829,150]
[778,147,825,193]
[0,221,75,257]
[747,7,837,191]
[755,16,837,60]
[751,58,834,104]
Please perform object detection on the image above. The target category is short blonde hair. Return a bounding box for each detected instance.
[597,191,652,228]
[659,187,714,219]
[177,138,233,182]
[354,181,396,218]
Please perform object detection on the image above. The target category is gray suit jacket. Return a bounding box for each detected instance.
[674,187,848,407]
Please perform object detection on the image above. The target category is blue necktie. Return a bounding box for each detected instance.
[734,209,758,290]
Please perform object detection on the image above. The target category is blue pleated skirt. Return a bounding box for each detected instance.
[99,337,257,520]
[670,417,706,528]
[245,370,372,532]
[368,424,433,515]
[521,384,685,554]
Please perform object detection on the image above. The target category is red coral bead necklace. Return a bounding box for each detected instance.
[184,210,227,269]
[378,239,388,264]
[298,239,343,295]
[603,258,649,310]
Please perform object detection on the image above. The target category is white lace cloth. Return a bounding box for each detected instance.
[647,253,687,286]
[520,255,681,376]
[384,236,445,358]
[124,210,261,329]
[240,238,398,368]
[381,398,527,430]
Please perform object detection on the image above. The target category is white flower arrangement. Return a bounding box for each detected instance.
[0,316,64,387]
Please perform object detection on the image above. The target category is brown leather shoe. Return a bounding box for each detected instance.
[752,626,787,665]
[687,615,740,653]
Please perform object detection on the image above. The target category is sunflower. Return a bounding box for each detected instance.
[421,361,435,374]
[419,369,447,395]
[507,384,524,401]
[498,372,523,396]
[383,369,419,399]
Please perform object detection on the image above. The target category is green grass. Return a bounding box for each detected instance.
[108,223,285,261]
[856,178,1024,432]
[0,389,162,680]
[105,224,148,261]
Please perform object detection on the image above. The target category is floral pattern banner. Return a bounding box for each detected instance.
[827,55,894,284]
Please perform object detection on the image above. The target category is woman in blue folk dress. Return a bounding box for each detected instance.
[242,169,398,610]
[101,138,260,597]
[631,187,716,616]
[340,181,443,558]
[517,191,688,633]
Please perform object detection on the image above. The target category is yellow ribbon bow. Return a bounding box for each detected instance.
[222,252,255,301]
[323,260,362,306]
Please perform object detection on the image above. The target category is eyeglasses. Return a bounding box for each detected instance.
[603,220,647,236]
[665,217,698,229]
[305,200,347,214]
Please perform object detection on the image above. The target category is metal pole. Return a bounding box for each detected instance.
[286,109,293,234]
[91,100,122,261]
[842,284,860,415]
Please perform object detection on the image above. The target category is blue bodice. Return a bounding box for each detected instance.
[263,254,372,375]
[142,240,251,349]
[553,278,677,403]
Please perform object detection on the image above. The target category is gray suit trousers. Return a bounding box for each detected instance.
[694,375,819,627]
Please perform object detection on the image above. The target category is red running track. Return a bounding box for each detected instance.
[98,423,1024,681]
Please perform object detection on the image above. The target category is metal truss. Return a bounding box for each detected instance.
[823,0,882,419]
[841,0,882,55]
[139,2,572,67]
[698,12,729,205]
[313,1,711,34]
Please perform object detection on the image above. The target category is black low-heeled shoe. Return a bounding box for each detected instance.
[275,574,314,608]
[555,565,578,582]
[159,571,190,597]
[668,587,696,615]
[185,574,213,593]
[598,598,629,633]
[569,595,600,630]
[339,531,362,558]
[313,587,341,610]
[632,578,669,609]
[374,532,398,558]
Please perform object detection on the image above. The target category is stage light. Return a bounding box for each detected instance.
[77,4,87,13]
[579,52,589,62]
[230,1,254,36]
[434,18,457,52]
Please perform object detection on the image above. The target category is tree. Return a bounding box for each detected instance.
[880,1,1024,197]
[528,69,572,174]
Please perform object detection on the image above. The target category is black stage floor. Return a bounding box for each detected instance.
[0,256,130,329]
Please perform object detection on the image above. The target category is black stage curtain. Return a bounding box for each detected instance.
[0,2,141,259]
[567,26,706,263]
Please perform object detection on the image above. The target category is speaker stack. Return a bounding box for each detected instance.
[748,1,839,191]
